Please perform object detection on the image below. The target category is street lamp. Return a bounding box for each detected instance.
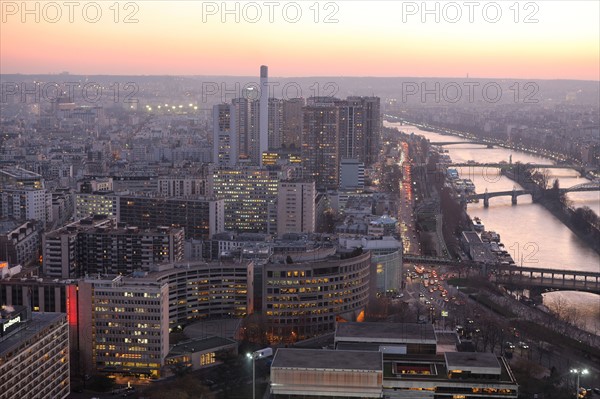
[570,369,588,399]
[247,348,273,399]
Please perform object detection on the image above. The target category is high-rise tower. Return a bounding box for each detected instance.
[259,65,269,166]
[212,103,237,167]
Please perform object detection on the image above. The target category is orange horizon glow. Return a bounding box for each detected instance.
[1,1,598,80]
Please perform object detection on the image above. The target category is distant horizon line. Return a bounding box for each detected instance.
[0,73,598,83]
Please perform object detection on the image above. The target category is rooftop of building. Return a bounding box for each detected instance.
[0,166,42,180]
[335,322,436,344]
[0,219,36,235]
[80,224,183,236]
[0,275,77,285]
[1,312,66,356]
[46,216,181,237]
[369,215,398,226]
[462,231,483,244]
[0,305,27,320]
[136,259,252,278]
[339,235,401,252]
[168,336,237,356]
[44,215,115,236]
[444,351,501,374]
[272,348,382,371]
[435,331,460,349]
[382,353,516,384]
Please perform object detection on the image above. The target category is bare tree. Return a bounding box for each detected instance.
[531,169,551,189]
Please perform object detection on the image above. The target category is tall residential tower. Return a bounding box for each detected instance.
[259,65,269,166]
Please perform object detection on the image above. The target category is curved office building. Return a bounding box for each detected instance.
[146,261,254,329]
[263,251,372,343]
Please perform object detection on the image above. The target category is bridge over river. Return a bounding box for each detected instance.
[465,182,600,207]
[449,162,583,171]
[402,256,600,293]
[431,141,493,146]
[491,265,600,294]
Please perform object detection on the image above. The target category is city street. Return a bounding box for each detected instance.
[397,141,420,255]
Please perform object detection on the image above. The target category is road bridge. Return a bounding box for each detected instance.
[467,188,532,207]
[561,181,600,193]
[465,182,599,207]
[431,141,492,146]
[491,265,600,294]
[449,162,581,171]
[402,255,476,268]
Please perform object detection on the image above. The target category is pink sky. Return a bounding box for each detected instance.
[1,1,598,80]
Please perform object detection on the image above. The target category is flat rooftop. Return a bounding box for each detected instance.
[462,231,483,244]
[168,336,236,356]
[435,331,460,345]
[272,348,382,371]
[382,354,516,385]
[0,312,65,356]
[444,352,501,375]
[0,167,42,180]
[0,219,32,235]
[335,322,436,344]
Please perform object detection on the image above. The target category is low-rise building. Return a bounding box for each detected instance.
[269,322,519,399]
[270,349,383,398]
[335,322,437,355]
[165,336,237,374]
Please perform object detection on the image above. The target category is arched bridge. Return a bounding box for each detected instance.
[432,141,492,147]
[449,162,582,172]
[448,162,588,176]
[467,188,532,207]
[561,181,600,193]
[466,182,599,207]
[491,265,600,294]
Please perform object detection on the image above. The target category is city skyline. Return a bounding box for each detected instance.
[1,1,598,80]
[1,1,600,397]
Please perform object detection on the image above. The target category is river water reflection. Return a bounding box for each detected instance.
[385,121,600,333]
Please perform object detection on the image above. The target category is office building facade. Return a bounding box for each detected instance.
[213,103,238,167]
[0,187,50,227]
[78,276,170,378]
[77,224,184,275]
[0,220,41,267]
[42,216,114,278]
[75,192,119,219]
[0,308,70,399]
[339,158,365,190]
[213,168,280,234]
[263,251,372,342]
[137,260,254,329]
[276,180,316,237]
[301,105,341,190]
[157,176,212,197]
[42,216,184,278]
[282,98,304,149]
[118,195,225,239]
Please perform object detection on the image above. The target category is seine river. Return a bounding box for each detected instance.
[385,121,600,334]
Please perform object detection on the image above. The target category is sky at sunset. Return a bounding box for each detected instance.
[1,1,598,80]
